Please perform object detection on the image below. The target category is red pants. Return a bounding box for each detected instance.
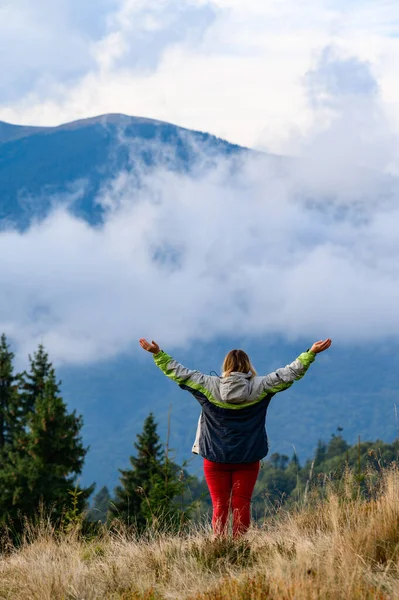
[203,458,260,537]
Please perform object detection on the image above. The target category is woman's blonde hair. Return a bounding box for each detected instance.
[222,349,257,378]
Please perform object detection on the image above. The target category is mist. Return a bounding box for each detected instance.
[1,48,398,365]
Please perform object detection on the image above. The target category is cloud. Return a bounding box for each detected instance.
[0,0,120,101]
[1,3,399,364]
[95,0,217,73]
[0,0,217,105]
[306,46,379,107]
[1,158,398,367]
[2,0,399,150]
[0,49,398,366]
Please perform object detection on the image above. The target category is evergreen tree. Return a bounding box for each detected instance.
[269,453,289,471]
[88,486,111,523]
[325,433,350,460]
[314,440,327,467]
[0,334,24,522]
[290,452,300,469]
[143,457,190,530]
[0,334,21,449]
[269,452,281,470]
[111,412,189,532]
[111,413,163,529]
[2,346,93,525]
[254,456,298,510]
[19,344,52,417]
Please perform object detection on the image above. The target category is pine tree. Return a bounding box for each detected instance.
[326,433,349,460]
[0,334,25,522]
[111,413,162,529]
[111,413,188,532]
[3,346,93,525]
[314,440,327,467]
[88,486,111,523]
[0,334,21,450]
[19,344,52,417]
[143,457,190,531]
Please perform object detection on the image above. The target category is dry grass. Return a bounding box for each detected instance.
[1,467,399,600]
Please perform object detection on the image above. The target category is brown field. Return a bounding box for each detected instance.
[0,467,398,600]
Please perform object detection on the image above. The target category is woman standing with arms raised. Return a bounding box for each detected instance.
[139,338,332,537]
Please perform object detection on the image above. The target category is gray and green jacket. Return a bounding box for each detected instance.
[154,350,316,464]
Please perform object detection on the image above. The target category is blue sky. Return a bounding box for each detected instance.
[1,0,399,149]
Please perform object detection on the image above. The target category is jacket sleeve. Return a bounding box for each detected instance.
[261,351,316,394]
[153,351,217,401]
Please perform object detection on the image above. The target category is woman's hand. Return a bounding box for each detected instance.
[139,338,161,354]
[310,339,332,354]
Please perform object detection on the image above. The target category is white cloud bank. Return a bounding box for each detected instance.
[1,47,399,365]
[0,4,399,364]
[2,0,399,149]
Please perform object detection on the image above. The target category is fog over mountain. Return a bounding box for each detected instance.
[1,45,399,488]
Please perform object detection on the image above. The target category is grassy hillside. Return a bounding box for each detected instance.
[1,466,398,599]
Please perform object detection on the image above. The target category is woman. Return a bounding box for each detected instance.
[139,337,332,536]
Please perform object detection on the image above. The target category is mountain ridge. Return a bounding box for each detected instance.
[0,112,397,491]
[0,112,250,227]
[0,113,247,149]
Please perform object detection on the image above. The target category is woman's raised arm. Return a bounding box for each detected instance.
[260,338,332,394]
[139,338,218,398]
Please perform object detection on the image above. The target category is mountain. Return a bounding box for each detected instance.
[0,114,246,227]
[1,113,398,492]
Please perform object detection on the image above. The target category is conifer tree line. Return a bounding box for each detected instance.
[2,332,398,534]
[87,412,206,530]
[0,334,93,529]
[91,427,399,528]
[0,334,199,533]
[107,412,198,531]
[250,430,399,516]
